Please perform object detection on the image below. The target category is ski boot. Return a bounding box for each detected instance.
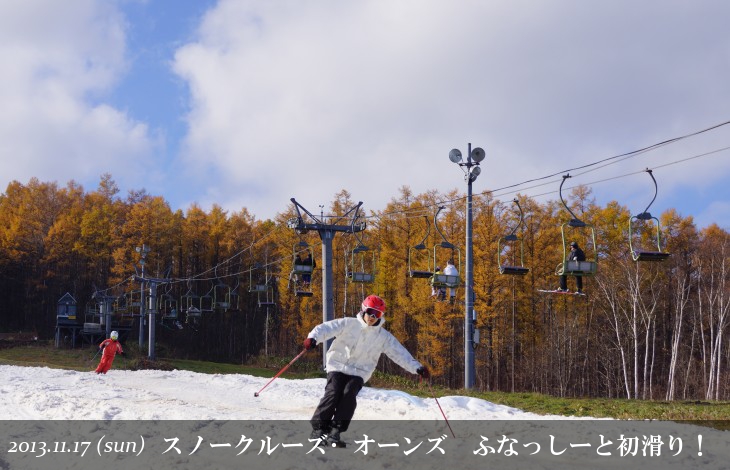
[310,427,330,446]
[326,427,346,448]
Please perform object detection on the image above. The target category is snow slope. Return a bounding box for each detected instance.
[0,365,726,470]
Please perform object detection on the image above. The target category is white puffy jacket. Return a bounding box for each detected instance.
[307,311,422,382]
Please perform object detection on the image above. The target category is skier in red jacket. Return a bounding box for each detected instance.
[95,330,124,374]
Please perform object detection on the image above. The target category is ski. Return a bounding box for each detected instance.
[537,289,586,296]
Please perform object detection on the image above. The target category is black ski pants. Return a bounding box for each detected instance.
[310,371,364,433]
[559,274,583,291]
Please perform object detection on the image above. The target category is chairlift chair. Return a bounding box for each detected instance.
[429,206,462,290]
[430,243,462,289]
[498,199,530,276]
[347,244,376,283]
[158,293,178,320]
[157,289,183,330]
[249,262,276,306]
[346,220,377,283]
[249,263,268,293]
[555,175,598,278]
[213,279,232,311]
[629,169,671,262]
[408,243,434,279]
[180,281,202,314]
[184,287,202,327]
[291,241,315,297]
[408,216,435,278]
[199,282,215,313]
[118,290,140,319]
[112,294,129,316]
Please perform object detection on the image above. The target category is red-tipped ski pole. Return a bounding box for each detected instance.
[254,349,308,397]
[423,378,455,438]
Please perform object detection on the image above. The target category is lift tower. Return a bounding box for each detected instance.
[288,198,365,369]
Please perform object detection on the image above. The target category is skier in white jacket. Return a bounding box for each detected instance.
[303,294,430,446]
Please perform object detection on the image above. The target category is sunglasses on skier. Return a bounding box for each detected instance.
[364,308,383,319]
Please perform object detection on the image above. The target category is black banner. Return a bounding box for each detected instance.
[1,420,725,470]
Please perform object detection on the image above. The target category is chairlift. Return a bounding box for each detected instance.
[347,244,376,283]
[199,281,215,313]
[180,280,202,314]
[290,240,315,297]
[629,169,671,262]
[157,283,178,320]
[127,289,142,314]
[115,290,140,320]
[498,198,530,276]
[430,206,461,290]
[250,261,276,306]
[213,279,231,311]
[408,215,435,279]
[213,268,232,311]
[156,283,183,330]
[555,174,598,278]
[112,293,129,316]
[346,217,376,283]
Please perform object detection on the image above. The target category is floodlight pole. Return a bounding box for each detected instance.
[289,198,365,369]
[449,143,484,390]
[465,145,476,390]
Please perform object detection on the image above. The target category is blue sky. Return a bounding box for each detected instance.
[107,0,215,153]
[1,0,729,229]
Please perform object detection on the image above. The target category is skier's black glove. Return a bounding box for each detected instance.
[303,338,317,350]
[416,366,430,379]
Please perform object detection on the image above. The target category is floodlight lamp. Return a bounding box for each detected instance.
[471,147,486,163]
[449,149,462,163]
[286,217,299,229]
[471,166,482,177]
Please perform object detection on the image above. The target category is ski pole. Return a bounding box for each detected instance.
[254,349,308,397]
[423,378,455,438]
[90,347,102,363]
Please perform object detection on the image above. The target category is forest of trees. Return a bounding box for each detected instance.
[0,174,728,401]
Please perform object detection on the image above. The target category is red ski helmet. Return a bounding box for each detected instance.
[361,294,386,319]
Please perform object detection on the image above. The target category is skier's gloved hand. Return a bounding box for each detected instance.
[303,338,317,350]
[416,366,430,379]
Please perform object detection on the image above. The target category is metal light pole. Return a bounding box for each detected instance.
[148,281,157,361]
[449,144,485,390]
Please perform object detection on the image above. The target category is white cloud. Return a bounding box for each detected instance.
[0,0,159,194]
[694,200,730,231]
[171,0,730,221]
[1,0,728,226]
